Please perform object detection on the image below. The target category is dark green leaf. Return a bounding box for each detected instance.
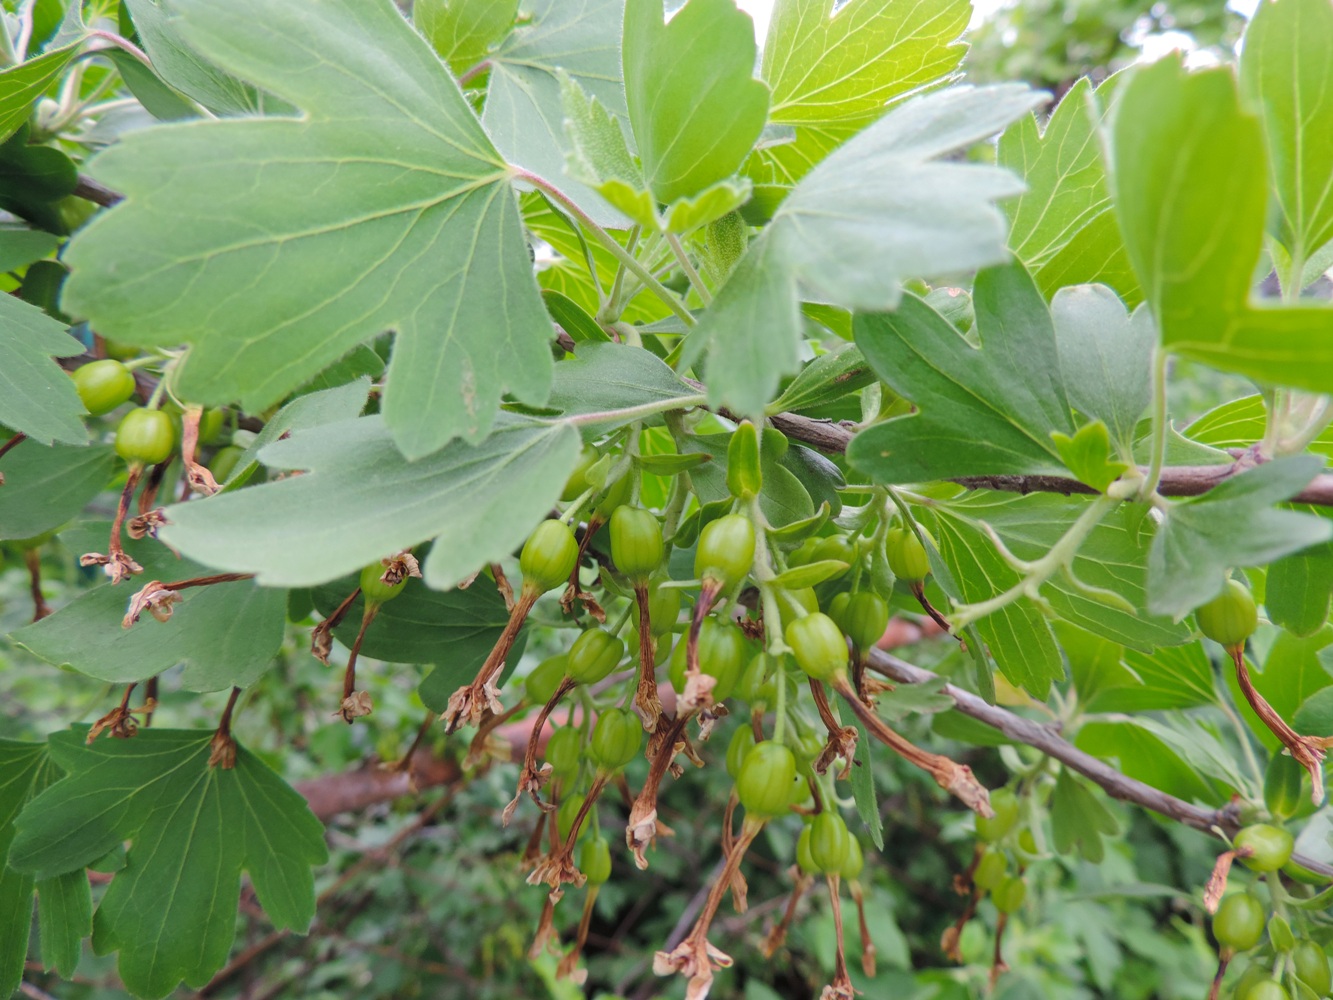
[0,41,81,143]
[850,263,1073,482]
[1267,543,1333,638]
[0,221,61,272]
[0,293,87,446]
[10,729,328,1000]
[769,344,875,415]
[849,718,884,850]
[36,869,92,976]
[1050,767,1119,863]
[1082,642,1217,713]
[0,443,114,540]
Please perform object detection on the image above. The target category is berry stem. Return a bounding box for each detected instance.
[444,589,539,732]
[824,874,854,999]
[849,879,876,977]
[208,686,243,769]
[626,712,691,868]
[633,580,664,732]
[337,603,378,723]
[24,547,51,621]
[1231,645,1327,802]
[762,869,811,957]
[505,677,577,825]
[0,430,26,462]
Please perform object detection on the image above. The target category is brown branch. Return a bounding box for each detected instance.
[73,174,123,207]
[759,407,1333,506]
[865,648,1333,879]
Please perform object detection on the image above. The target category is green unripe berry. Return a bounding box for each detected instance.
[975,788,1019,843]
[72,359,136,416]
[842,591,889,651]
[114,407,176,466]
[841,834,864,881]
[524,653,569,705]
[785,612,848,682]
[808,811,852,874]
[1244,982,1290,1000]
[610,505,664,580]
[812,535,857,573]
[1195,579,1258,650]
[580,836,612,886]
[1233,963,1270,1000]
[589,707,642,772]
[209,444,244,483]
[736,741,797,819]
[778,586,820,628]
[197,407,227,445]
[645,578,682,635]
[1234,823,1294,873]
[667,617,747,700]
[561,446,601,502]
[992,875,1026,914]
[725,724,755,780]
[359,562,408,604]
[695,513,756,590]
[566,628,625,685]
[556,793,585,842]
[1212,893,1266,953]
[796,825,817,875]
[544,726,582,780]
[886,526,931,583]
[738,652,778,705]
[519,519,580,593]
[1292,939,1332,995]
[973,850,1007,892]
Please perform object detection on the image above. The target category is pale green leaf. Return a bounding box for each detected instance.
[65,0,553,459]
[1240,0,1333,285]
[484,0,630,228]
[560,70,653,226]
[763,0,970,124]
[0,442,114,540]
[414,0,518,73]
[1082,642,1217,712]
[10,730,328,1000]
[159,415,581,590]
[12,523,288,691]
[1076,721,1221,804]
[695,84,1041,416]
[0,221,60,272]
[1148,456,1333,617]
[1112,56,1333,392]
[623,0,768,205]
[0,293,87,446]
[0,41,81,143]
[543,342,702,426]
[1266,541,1333,638]
[1052,285,1155,447]
[849,262,1073,482]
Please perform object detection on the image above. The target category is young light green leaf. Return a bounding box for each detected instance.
[763,0,971,124]
[0,294,87,446]
[414,0,518,73]
[849,719,884,850]
[849,262,1073,482]
[998,77,1141,305]
[1148,455,1333,618]
[0,443,114,540]
[0,740,69,998]
[560,70,654,227]
[1051,421,1129,493]
[65,0,553,459]
[1112,56,1333,392]
[768,344,875,415]
[160,415,581,590]
[694,84,1042,416]
[9,730,328,1000]
[623,0,768,206]
[0,41,82,143]
[484,0,629,228]
[12,523,288,691]
[310,573,512,665]
[1052,285,1155,448]
[1239,0,1333,291]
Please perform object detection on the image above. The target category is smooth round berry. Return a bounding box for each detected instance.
[519,519,579,593]
[694,513,756,590]
[808,811,851,874]
[886,526,931,583]
[566,628,625,685]
[841,835,864,881]
[1234,823,1294,873]
[974,850,1007,892]
[544,726,583,781]
[73,359,136,416]
[668,617,747,700]
[556,793,585,842]
[209,444,244,483]
[1233,964,1270,1000]
[610,505,664,580]
[812,535,857,573]
[992,875,1026,914]
[725,724,755,780]
[1292,940,1331,994]
[736,741,797,819]
[524,653,569,705]
[197,407,227,445]
[785,612,848,682]
[359,562,408,604]
[778,586,820,628]
[1243,982,1290,1000]
[1195,579,1258,649]
[975,788,1019,843]
[580,836,612,886]
[842,591,889,651]
[646,578,682,635]
[588,707,642,772]
[1213,893,1266,952]
[114,407,176,466]
[738,652,778,705]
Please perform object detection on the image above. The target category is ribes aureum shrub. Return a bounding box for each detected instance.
[3,0,1333,998]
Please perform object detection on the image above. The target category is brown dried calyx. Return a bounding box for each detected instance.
[1231,646,1331,802]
